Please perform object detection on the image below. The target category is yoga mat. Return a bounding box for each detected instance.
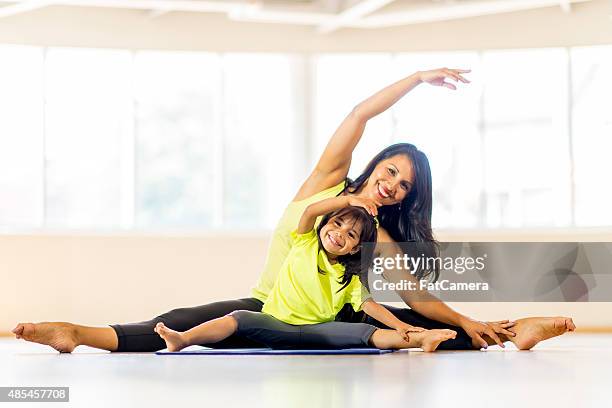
[156,347,394,355]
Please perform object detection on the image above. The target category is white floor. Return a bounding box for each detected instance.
[1,334,610,408]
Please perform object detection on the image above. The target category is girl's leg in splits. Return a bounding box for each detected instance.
[298,321,457,352]
[154,315,239,352]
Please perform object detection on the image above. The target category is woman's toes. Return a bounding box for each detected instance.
[12,324,25,338]
[17,323,36,340]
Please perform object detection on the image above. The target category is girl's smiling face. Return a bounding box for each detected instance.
[319,214,364,257]
[362,154,415,206]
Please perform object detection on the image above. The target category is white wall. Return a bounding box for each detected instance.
[1,233,269,332]
[2,230,611,333]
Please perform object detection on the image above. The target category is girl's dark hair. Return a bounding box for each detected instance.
[316,206,378,292]
[344,143,440,282]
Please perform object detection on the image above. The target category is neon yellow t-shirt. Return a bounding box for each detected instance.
[262,229,370,325]
[251,181,347,302]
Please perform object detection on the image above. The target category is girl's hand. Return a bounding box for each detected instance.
[417,68,471,90]
[345,196,379,216]
[396,323,426,342]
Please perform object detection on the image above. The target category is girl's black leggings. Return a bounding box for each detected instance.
[110,298,475,352]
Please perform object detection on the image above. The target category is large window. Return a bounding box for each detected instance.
[391,52,481,228]
[44,48,133,229]
[0,47,305,231]
[570,46,612,227]
[0,45,610,231]
[313,54,395,175]
[134,52,220,228]
[314,47,608,229]
[480,49,571,228]
[0,46,44,228]
[222,54,303,228]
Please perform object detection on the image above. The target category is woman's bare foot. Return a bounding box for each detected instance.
[12,322,79,353]
[154,323,189,352]
[510,317,576,350]
[415,329,457,352]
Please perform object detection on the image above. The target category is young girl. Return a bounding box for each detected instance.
[154,195,456,352]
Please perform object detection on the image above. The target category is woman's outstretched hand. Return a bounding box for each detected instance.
[486,320,517,338]
[417,68,471,90]
[460,317,514,349]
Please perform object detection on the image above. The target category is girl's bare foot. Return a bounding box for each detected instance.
[154,322,189,352]
[415,329,457,352]
[510,317,575,350]
[371,328,457,351]
[12,322,79,353]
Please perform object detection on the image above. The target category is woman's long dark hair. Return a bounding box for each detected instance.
[316,206,378,292]
[344,143,440,282]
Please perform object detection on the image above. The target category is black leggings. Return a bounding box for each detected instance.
[111,298,474,352]
[231,311,377,349]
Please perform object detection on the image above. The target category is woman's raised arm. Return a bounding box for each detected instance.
[294,68,470,201]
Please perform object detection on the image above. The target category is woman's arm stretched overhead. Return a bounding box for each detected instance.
[294,68,470,201]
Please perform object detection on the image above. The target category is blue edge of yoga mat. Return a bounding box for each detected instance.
[156,347,395,355]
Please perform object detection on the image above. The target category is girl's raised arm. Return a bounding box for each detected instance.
[294,68,470,201]
[297,196,378,234]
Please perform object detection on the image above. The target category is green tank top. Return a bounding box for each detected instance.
[251,181,346,302]
[261,229,368,325]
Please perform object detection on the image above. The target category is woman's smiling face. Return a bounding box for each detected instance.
[362,154,415,206]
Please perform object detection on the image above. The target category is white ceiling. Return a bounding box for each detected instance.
[0,0,592,32]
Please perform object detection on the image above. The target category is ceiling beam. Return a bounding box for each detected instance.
[16,0,240,13]
[351,0,592,28]
[1,0,329,24]
[322,0,343,14]
[0,0,594,28]
[0,0,52,18]
[317,0,397,33]
[559,0,572,13]
[228,7,330,25]
[147,8,170,18]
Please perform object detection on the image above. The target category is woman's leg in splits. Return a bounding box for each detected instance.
[12,298,264,353]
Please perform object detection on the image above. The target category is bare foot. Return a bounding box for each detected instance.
[12,322,79,353]
[510,317,576,350]
[154,323,189,352]
[416,329,457,352]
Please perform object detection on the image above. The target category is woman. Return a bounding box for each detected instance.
[12,68,575,352]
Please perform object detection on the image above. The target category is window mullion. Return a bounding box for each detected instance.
[41,47,48,229]
[212,54,226,228]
